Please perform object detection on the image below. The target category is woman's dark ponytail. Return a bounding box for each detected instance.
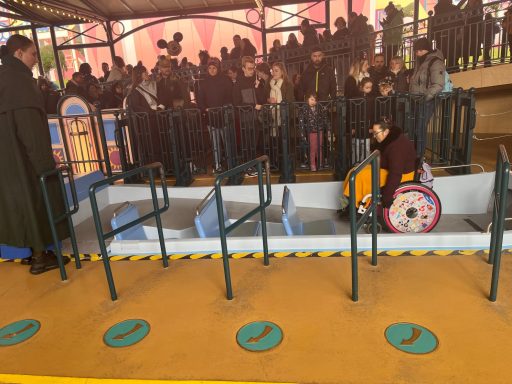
[1,34,34,59]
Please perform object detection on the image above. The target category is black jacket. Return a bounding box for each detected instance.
[372,126,417,206]
[157,76,190,109]
[197,73,233,111]
[299,61,337,101]
[233,74,266,106]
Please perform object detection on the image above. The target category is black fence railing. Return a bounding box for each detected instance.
[101,90,473,184]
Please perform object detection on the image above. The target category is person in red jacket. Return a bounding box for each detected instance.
[338,119,417,218]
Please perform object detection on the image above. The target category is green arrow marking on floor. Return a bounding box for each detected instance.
[385,322,438,354]
[103,319,150,348]
[237,321,283,352]
[0,320,40,346]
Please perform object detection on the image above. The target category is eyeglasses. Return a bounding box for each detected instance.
[372,130,384,138]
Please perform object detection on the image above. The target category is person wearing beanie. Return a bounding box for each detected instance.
[299,47,337,101]
[197,57,233,173]
[409,37,446,158]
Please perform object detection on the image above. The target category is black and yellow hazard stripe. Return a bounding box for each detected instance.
[1,249,511,263]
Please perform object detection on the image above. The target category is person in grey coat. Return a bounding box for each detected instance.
[409,37,446,158]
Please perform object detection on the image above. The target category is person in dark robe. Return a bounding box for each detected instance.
[0,34,70,274]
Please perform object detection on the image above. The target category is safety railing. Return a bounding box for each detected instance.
[39,165,81,281]
[214,155,272,300]
[348,150,380,302]
[489,144,510,302]
[54,91,475,184]
[49,107,114,178]
[89,162,169,301]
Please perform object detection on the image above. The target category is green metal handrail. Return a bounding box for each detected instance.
[215,156,272,300]
[348,150,381,302]
[89,162,169,301]
[489,145,510,302]
[39,165,81,281]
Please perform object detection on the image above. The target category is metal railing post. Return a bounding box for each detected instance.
[348,150,381,302]
[489,145,510,302]
[279,102,296,183]
[40,165,81,281]
[94,106,113,178]
[334,97,348,181]
[89,163,169,300]
[214,156,272,300]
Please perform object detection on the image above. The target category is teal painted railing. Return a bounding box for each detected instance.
[348,150,381,302]
[89,162,169,301]
[40,165,81,281]
[214,156,272,300]
[489,145,510,302]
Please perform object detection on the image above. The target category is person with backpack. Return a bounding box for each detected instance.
[409,38,446,158]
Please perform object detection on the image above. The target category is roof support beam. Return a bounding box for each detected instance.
[173,0,184,9]
[78,0,108,18]
[118,0,136,14]
[145,0,159,12]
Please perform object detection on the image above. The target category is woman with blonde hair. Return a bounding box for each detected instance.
[265,61,295,166]
[344,57,369,98]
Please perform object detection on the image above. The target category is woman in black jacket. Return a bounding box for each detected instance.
[0,35,69,274]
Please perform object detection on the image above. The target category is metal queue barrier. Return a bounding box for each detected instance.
[39,165,81,281]
[50,91,476,184]
[89,163,169,301]
[347,151,381,302]
[489,145,510,302]
[214,156,272,300]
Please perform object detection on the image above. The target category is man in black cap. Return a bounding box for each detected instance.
[299,47,337,101]
[409,37,446,158]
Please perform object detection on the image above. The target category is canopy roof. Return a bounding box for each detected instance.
[1,0,309,25]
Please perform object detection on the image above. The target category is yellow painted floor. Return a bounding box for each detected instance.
[1,254,512,383]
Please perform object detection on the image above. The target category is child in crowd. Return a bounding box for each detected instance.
[352,77,374,163]
[300,92,328,172]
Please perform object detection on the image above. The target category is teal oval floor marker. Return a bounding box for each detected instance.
[236,321,283,352]
[0,319,40,346]
[385,322,438,354]
[103,319,150,348]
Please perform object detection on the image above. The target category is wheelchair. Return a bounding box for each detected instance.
[359,181,442,234]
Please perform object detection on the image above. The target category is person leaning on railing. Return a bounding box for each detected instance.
[408,38,446,157]
[338,119,416,219]
[0,34,70,274]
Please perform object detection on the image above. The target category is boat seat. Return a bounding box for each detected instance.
[195,190,260,238]
[111,202,147,240]
[281,186,335,236]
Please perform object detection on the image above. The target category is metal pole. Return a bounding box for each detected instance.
[31,25,45,77]
[349,174,358,302]
[50,26,65,89]
[95,106,113,178]
[215,181,234,300]
[347,0,353,17]
[413,0,420,35]
[489,160,510,301]
[261,7,268,60]
[371,158,379,266]
[325,0,331,30]
[105,21,117,63]
[257,161,270,266]
[149,168,169,268]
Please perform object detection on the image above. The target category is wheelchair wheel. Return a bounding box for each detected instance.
[383,182,442,233]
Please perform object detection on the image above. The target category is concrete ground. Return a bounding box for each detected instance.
[1,253,512,384]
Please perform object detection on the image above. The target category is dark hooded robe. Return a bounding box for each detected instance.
[0,54,68,251]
